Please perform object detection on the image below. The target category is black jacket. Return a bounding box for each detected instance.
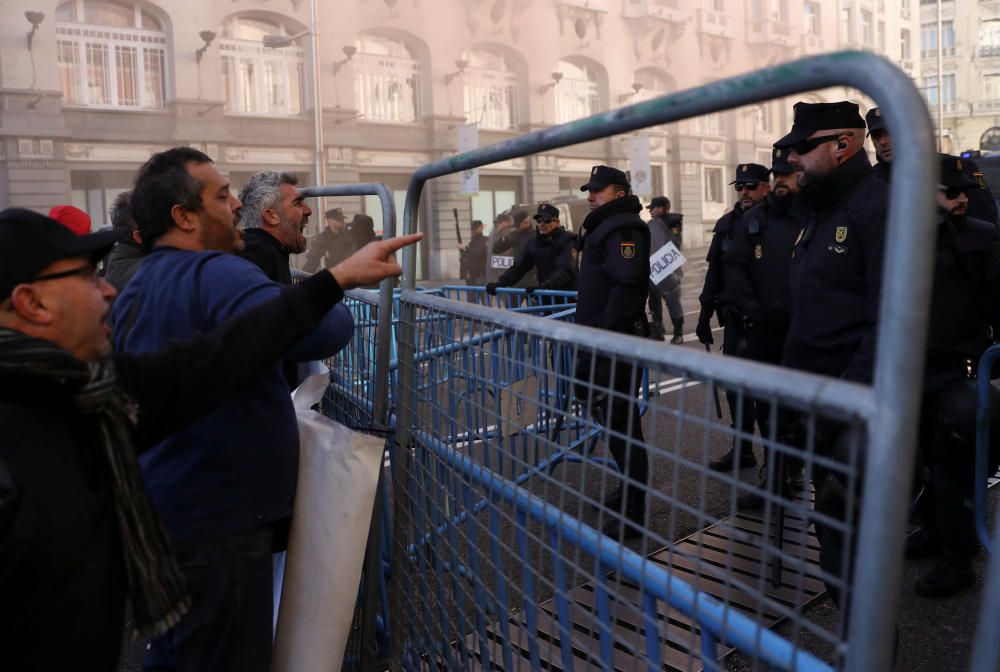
[699,202,747,322]
[492,226,533,256]
[303,227,353,273]
[241,228,293,286]
[461,232,488,283]
[575,196,650,333]
[924,215,1000,393]
[0,272,343,670]
[103,240,145,292]
[872,159,891,184]
[497,228,577,290]
[721,193,801,363]
[783,151,888,382]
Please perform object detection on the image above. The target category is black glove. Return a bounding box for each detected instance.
[485,282,498,295]
[696,309,714,345]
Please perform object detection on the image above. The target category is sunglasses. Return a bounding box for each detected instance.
[788,134,842,155]
[734,182,760,192]
[534,217,556,224]
[31,264,102,287]
[939,186,969,200]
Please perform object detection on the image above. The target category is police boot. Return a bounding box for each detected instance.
[709,448,757,472]
[602,491,645,540]
[905,528,942,559]
[914,551,975,598]
[590,485,623,512]
[670,319,684,344]
[649,321,666,341]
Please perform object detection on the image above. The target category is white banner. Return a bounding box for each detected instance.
[649,241,686,286]
[458,123,479,195]
[628,135,652,197]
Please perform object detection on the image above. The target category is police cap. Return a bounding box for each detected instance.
[580,165,630,192]
[533,203,560,221]
[770,147,794,175]
[865,107,887,136]
[939,154,979,190]
[729,163,770,184]
[647,196,670,210]
[774,101,866,149]
[325,207,346,222]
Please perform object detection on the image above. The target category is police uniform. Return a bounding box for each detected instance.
[698,162,769,472]
[461,223,488,285]
[775,101,888,611]
[303,208,353,273]
[910,155,1000,597]
[961,156,999,230]
[573,165,650,539]
[490,204,577,291]
[866,107,892,184]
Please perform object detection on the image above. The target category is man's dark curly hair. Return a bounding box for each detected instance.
[130,147,212,251]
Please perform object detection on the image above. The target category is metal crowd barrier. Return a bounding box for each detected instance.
[299,184,396,671]
[975,344,1000,553]
[390,50,936,672]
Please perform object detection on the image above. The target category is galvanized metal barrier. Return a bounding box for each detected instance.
[299,184,396,671]
[391,51,937,672]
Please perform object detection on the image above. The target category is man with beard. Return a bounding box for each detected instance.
[907,155,1000,598]
[775,100,888,613]
[699,163,770,473]
[0,207,420,669]
[574,165,650,540]
[719,147,802,508]
[646,196,685,343]
[486,203,577,294]
[866,107,893,184]
[239,171,312,286]
[111,147,356,671]
[303,208,352,272]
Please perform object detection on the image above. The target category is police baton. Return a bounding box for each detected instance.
[453,208,463,247]
[705,342,723,419]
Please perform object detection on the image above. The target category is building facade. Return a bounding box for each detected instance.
[919,0,1000,155]
[0,0,919,278]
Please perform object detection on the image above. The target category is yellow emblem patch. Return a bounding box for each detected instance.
[974,171,986,189]
[621,242,635,259]
[835,226,848,244]
[956,159,963,172]
[740,164,747,173]
[754,244,763,260]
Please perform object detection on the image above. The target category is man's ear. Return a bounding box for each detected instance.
[170,204,198,232]
[262,207,281,227]
[8,284,54,325]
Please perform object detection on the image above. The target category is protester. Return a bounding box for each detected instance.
[103,190,146,291]
[0,206,419,670]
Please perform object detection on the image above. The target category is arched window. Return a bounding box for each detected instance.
[461,49,517,131]
[554,59,600,124]
[219,15,305,116]
[55,0,167,109]
[355,34,421,124]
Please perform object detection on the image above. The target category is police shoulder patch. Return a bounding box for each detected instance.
[974,171,986,189]
[620,241,635,259]
[754,243,763,260]
[834,226,848,244]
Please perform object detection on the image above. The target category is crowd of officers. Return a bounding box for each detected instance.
[472,101,1000,618]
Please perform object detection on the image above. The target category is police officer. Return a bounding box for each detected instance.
[460,219,488,285]
[866,107,892,184]
[720,147,802,507]
[908,155,1000,598]
[698,162,770,473]
[492,209,532,256]
[303,208,352,272]
[574,165,650,540]
[486,204,577,294]
[776,100,888,612]
[647,196,685,343]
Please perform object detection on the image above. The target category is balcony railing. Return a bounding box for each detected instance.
[979,44,1000,57]
[973,99,1000,114]
[622,0,686,22]
[697,8,730,37]
[746,19,795,46]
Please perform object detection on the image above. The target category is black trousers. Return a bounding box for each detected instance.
[574,353,649,504]
[723,323,762,455]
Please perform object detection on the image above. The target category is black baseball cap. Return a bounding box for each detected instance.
[774,101,866,149]
[0,208,123,299]
[580,165,630,192]
[865,107,887,136]
[770,147,794,174]
[939,154,979,190]
[729,163,770,184]
[325,207,346,221]
[647,196,670,210]
[533,203,560,221]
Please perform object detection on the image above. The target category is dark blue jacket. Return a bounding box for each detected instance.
[497,228,577,290]
[699,202,746,321]
[784,151,887,383]
[111,247,354,541]
[575,196,649,334]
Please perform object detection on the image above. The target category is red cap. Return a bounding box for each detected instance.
[48,205,92,236]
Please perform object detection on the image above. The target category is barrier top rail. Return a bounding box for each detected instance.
[398,50,938,672]
[299,182,396,429]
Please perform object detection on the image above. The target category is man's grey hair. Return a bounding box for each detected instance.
[238,171,298,229]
